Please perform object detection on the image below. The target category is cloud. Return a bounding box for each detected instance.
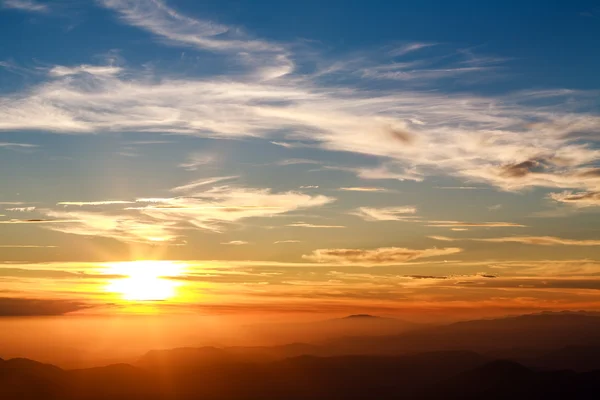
[339,187,388,192]
[0,142,37,148]
[427,220,526,228]
[45,183,336,242]
[286,222,345,228]
[99,0,279,53]
[352,206,417,221]
[0,2,597,196]
[277,159,323,166]
[0,218,73,224]
[303,246,462,265]
[476,236,600,246]
[221,240,249,245]
[57,201,134,206]
[140,186,335,233]
[428,235,455,241]
[170,176,238,193]
[274,240,301,244]
[41,210,179,243]
[5,206,35,212]
[549,191,600,207]
[48,65,123,77]
[0,245,56,248]
[389,42,438,57]
[0,298,90,317]
[178,153,215,171]
[2,0,48,13]
[429,235,600,246]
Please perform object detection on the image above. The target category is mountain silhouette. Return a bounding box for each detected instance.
[3,312,600,399]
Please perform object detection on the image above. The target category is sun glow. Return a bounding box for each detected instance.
[105,261,185,301]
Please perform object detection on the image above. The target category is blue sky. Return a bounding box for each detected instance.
[1,0,600,317]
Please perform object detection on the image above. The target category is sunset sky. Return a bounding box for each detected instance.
[1,0,600,319]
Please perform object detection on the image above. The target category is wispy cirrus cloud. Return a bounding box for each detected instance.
[5,207,36,212]
[98,0,292,80]
[0,1,597,197]
[339,187,388,192]
[41,181,336,241]
[286,222,345,229]
[429,235,600,246]
[0,142,37,149]
[2,0,48,13]
[352,206,417,221]
[170,176,238,193]
[42,210,180,243]
[57,201,134,207]
[48,65,123,77]
[178,153,215,171]
[549,191,600,207]
[303,246,462,265]
[426,220,526,228]
[476,236,600,246]
[221,240,249,245]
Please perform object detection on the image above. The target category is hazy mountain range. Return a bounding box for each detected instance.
[3,312,600,399]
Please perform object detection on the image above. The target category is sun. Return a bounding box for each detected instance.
[105,261,185,301]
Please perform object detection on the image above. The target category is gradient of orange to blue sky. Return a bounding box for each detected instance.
[1,0,600,321]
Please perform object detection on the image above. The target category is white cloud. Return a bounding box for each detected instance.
[170,176,238,193]
[0,1,597,196]
[476,236,600,246]
[352,206,417,221]
[287,222,345,229]
[274,240,301,244]
[43,210,179,243]
[221,240,249,245]
[132,185,335,233]
[427,220,526,228]
[0,142,37,148]
[2,0,48,13]
[339,187,388,192]
[549,191,600,207]
[57,201,134,206]
[5,207,36,212]
[48,65,123,77]
[303,246,462,265]
[178,153,215,171]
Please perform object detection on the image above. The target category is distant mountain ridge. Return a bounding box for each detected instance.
[4,312,600,399]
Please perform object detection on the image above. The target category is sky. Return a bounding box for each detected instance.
[1,0,600,320]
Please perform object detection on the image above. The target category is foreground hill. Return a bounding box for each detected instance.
[3,312,600,399]
[2,352,600,399]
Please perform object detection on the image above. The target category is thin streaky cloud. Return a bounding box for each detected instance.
[287,222,345,228]
[2,0,49,13]
[427,220,526,228]
[352,206,417,221]
[274,240,301,244]
[57,201,134,206]
[5,207,36,212]
[339,187,388,192]
[476,236,600,246]
[303,246,462,265]
[99,0,284,53]
[389,42,438,57]
[221,240,249,245]
[0,142,38,148]
[170,176,238,193]
[48,65,123,77]
[429,235,600,246]
[0,245,57,248]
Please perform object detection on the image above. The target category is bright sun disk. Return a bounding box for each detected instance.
[105,260,185,301]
